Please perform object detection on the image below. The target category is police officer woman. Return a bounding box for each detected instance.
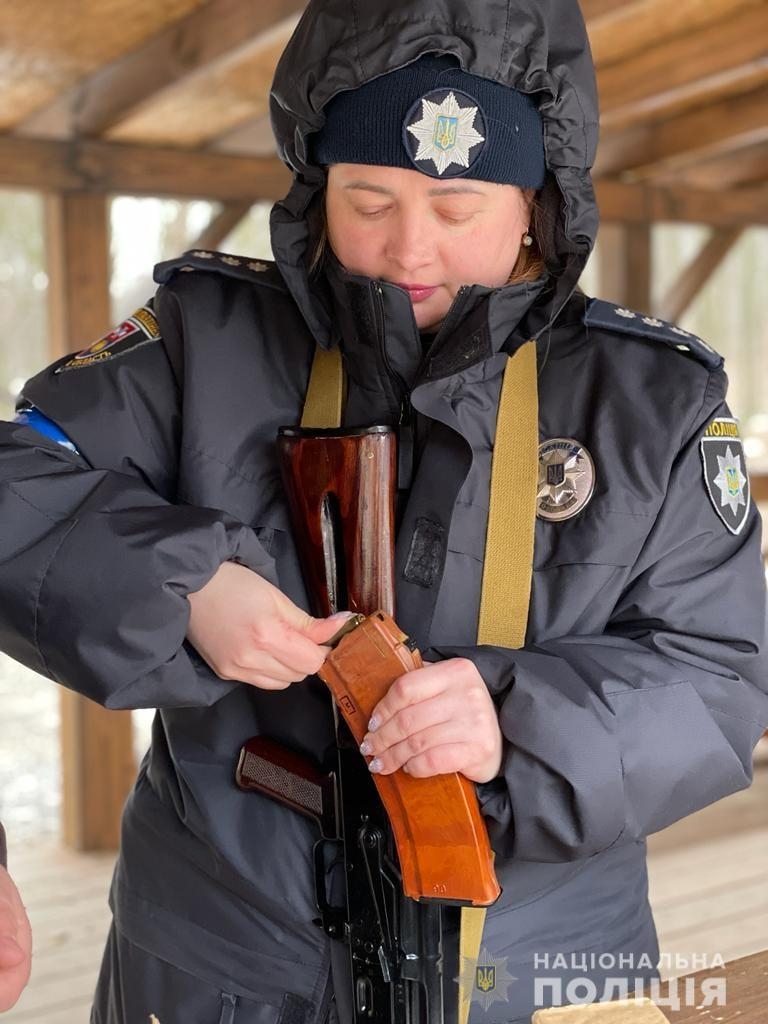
[1,1,766,1022]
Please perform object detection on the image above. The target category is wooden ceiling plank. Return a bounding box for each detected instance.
[657,227,744,323]
[601,67,768,133]
[0,136,290,201]
[105,28,292,147]
[15,0,305,140]
[598,5,768,129]
[0,0,207,131]
[589,0,761,68]
[595,84,768,178]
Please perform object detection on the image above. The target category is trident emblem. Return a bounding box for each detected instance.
[476,965,496,993]
[434,114,459,151]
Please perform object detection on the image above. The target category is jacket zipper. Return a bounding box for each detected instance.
[430,285,470,358]
[372,283,408,401]
[373,281,476,439]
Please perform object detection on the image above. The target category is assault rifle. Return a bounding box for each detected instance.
[237,426,499,1023]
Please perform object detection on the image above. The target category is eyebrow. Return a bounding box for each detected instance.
[343,181,486,197]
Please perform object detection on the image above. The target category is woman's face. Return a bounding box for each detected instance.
[326,164,532,332]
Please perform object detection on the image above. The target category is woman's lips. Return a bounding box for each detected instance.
[395,283,438,303]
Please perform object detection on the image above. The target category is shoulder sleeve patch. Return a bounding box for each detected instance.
[583,298,723,370]
[700,417,750,535]
[153,249,281,287]
[54,303,160,374]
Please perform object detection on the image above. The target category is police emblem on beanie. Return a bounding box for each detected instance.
[311,54,545,189]
[403,88,486,176]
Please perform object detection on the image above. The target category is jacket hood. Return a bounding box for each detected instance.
[269,0,600,347]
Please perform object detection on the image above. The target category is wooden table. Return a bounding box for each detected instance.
[658,950,768,1023]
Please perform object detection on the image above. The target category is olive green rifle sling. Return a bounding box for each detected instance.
[301,341,539,1024]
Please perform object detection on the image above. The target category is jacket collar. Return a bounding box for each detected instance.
[324,256,550,395]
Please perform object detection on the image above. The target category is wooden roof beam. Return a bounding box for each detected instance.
[15,0,304,140]
[598,5,768,130]
[595,84,768,179]
[0,136,290,201]
[1,135,767,228]
[596,179,768,228]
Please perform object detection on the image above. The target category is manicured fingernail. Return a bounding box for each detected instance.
[369,758,383,774]
[368,716,380,732]
[360,740,373,756]
[328,611,354,624]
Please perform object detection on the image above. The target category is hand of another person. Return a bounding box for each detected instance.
[186,561,350,690]
[0,865,32,1012]
[359,658,503,783]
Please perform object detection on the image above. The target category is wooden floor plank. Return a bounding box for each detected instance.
[654,883,768,934]
[6,994,95,1024]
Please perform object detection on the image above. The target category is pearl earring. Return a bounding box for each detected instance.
[522,232,533,248]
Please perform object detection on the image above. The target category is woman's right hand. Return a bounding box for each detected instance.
[186,561,351,689]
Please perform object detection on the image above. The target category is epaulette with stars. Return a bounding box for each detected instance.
[583,298,723,371]
[153,249,285,290]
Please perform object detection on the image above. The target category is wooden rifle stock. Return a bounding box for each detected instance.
[318,610,500,907]
[276,425,396,616]
[277,425,500,907]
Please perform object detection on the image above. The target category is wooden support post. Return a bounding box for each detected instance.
[45,193,112,358]
[44,192,137,851]
[657,227,743,324]
[597,221,652,311]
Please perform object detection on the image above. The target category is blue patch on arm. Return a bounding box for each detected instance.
[14,407,80,455]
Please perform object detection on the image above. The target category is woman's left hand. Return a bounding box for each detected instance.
[0,865,32,1012]
[360,658,503,783]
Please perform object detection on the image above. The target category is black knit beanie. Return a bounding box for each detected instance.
[312,54,546,187]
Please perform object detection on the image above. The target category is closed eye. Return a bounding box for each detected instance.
[438,210,480,225]
[354,207,391,219]
[441,213,475,225]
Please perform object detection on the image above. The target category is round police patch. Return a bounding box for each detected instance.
[537,439,596,522]
[403,89,487,178]
[700,418,750,535]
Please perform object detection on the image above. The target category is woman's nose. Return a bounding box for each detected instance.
[384,213,432,271]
